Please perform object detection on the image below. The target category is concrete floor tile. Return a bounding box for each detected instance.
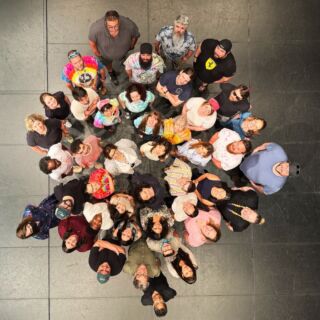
[0,0,45,91]
[0,247,48,299]
[0,195,49,248]
[0,146,48,196]
[0,299,48,320]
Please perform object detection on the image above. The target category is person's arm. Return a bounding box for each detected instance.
[163,91,183,107]
[94,240,125,255]
[130,36,138,50]
[187,124,206,131]
[212,157,222,169]
[84,97,99,117]
[30,146,48,155]
[181,49,194,62]
[250,180,265,194]
[209,132,219,144]
[64,95,71,106]
[156,81,167,95]
[154,40,161,55]
[214,76,233,84]
[99,67,106,80]
[60,121,68,135]
[89,40,101,57]
[252,142,271,154]
[193,43,202,63]
[193,172,220,184]
[125,68,133,80]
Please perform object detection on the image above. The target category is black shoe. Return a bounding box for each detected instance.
[109,71,119,86]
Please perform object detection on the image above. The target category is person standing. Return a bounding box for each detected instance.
[89,10,140,86]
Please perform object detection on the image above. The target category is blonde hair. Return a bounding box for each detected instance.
[25,113,45,131]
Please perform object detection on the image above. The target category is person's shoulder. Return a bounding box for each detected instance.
[89,16,105,31]
[120,15,138,29]
[202,38,219,47]
[158,25,172,35]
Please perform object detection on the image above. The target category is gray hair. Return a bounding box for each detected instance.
[174,14,189,26]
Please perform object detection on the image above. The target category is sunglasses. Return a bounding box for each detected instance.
[232,91,242,101]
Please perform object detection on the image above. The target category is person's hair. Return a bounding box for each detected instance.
[114,218,136,246]
[103,143,117,159]
[72,86,87,101]
[185,181,196,193]
[244,117,267,137]
[171,248,197,284]
[173,115,187,132]
[227,140,252,154]
[138,112,162,136]
[180,67,194,79]
[187,206,199,218]
[235,84,250,99]
[154,303,168,317]
[133,275,149,291]
[146,216,169,240]
[109,204,130,224]
[210,181,232,203]
[67,49,81,59]
[61,229,82,253]
[200,100,215,115]
[24,113,45,131]
[39,156,53,174]
[133,183,156,206]
[100,103,114,113]
[125,83,147,102]
[104,10,119,22]
[254,214,264,225]
[16,216,33,239]
[189,141,214,157]
[70,139,83,154]
[150,137,172,161]
[203,219,221,242]
[39,92,54,106]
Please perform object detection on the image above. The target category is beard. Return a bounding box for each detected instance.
[139,56,153,70]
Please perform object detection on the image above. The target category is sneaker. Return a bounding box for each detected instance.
[109,71,119,86]
[125,112,131,119]
[99,87,107,96]
[73,165,83,174]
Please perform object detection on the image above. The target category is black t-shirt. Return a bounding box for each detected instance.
[54,179,88,214]
[141,272,177,306]
[215,83,250,117]
[44,91,70,120]
[159,71,192,102]
[88,239,126,276]
[194,39,236,83]
[26,118,62,149]
[217,190,259,232]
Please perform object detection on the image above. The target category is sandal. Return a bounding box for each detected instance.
[198,84,208,92]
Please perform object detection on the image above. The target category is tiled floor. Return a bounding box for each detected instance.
[1,0,319,319]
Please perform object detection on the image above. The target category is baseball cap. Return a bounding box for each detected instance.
[97,272,110,284]
[219,39,232,53]
[55,207,70,220]
[289,162,301,176]
[208,98,220,111]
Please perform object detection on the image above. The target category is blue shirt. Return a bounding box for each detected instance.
[224,112,252,139]
[240,143,288,195]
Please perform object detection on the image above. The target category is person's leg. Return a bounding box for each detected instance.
[99,56,119,86]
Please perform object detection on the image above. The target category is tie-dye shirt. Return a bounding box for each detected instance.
[62,56,104,87]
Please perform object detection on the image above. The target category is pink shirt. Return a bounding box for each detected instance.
[184,209,221,247]
[75,135,102,168]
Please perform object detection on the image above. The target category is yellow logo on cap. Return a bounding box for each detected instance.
[205,58,216,70]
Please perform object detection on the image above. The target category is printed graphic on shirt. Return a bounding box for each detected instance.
[205,58,217,70]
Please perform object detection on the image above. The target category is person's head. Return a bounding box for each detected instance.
[274,161,290,177]
[150,138,172,161]
[133,264,149,290]
[214,39,232,59]
[67,49,84,71]
[240,207,265,225]
[39,157,61,174]
[243,117,267,137]
[86,182,100,194]
[24,113,46,133]
[118,226,135,246]
[100,103,115,117]
[70,139,89,155]
[182,201,199,218]
[172,249,197,284]
[200,218,221,242]
[146,215,169,240]
[210,181,231,203]
[104,10,120,37]
[198,101,215,116]
[90,213,102,231]
[125,83,147,102]
[138,111,162,136]
[39,92,58,109]
[97,262,111,284]
[229,84,250,102]
[181,179,196,193]
[103,143,118,160]
[173,115,187,133]
[72,86,89,104]
[176,68,194,85]
[62,232,79,253]
[173,14,189,36]
[227,140,252,155]
[134,183,156,205]
[152,291,168,317]
[16,216,40,239]
[189,141,214,157]
[139,43,153,70]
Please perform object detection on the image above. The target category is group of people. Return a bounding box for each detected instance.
[17,10,301,317]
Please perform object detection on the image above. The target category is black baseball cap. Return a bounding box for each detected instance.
[219,39,232,53]
[289,162,301,176]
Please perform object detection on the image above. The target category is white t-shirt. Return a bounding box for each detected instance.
[172,193,198,222]
[70,88,99,121]
[186,97,217,129]
[83,202,113,231]
[212,128,244,171]
[47,143,73,181]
